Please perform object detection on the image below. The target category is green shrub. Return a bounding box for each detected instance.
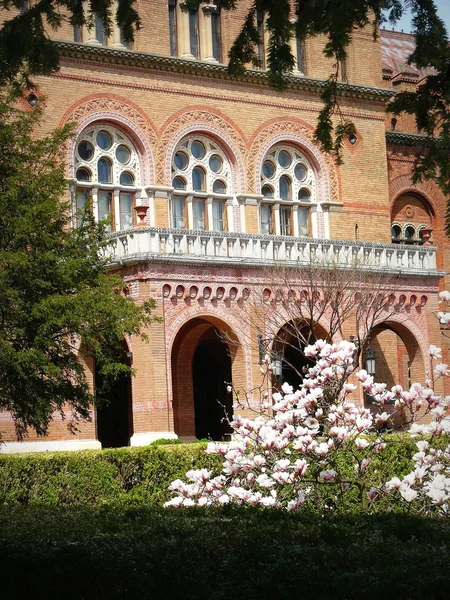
[149,438,183,446]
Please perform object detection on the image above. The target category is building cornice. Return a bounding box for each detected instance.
[54,40,394,103]
[386,131,435,147]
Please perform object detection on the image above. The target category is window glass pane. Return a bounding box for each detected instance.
[98,158,112,183]
[279,175,291,200]
[116,145,131,164]
[405,226,415,240]
[211,11,221,62]
[278,150,292,168]
[262,185,273,198]
[193,199,205,230]
[298,188,311,201]
[280,206,291,236]
[169,1,177,56]
[298,207,309,236]
[74,24,82,43]
[213,180,226,194]
[191,141,205,159]
[119,192,134,231]
[209,154,223,173]
[256,8,265,68]
[95,14,105,45]
[174,151,189,170]
[391,225,401,241]
[295,163,307,182]
[262,160,275,178]
[98,190,113,231]
[189,10,199,58]
[173,176,186,190]
[96,130,112,150]
[261,204,272,234]
[120,172,134,185]
[76,189,90,227]
[173,197,185,228]
[76,168,91,182]
[78,140,94,161]
[213,201,224,232]
[296,38,305,73]
[192,167,205,191]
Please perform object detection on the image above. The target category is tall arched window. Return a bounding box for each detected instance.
[74,124,140,232]
[171,136,231,231]
[260,145,315,236]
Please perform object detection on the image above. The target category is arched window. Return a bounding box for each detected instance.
[260,145,315,236]
[74,124,140,231]
[171,136,232,231]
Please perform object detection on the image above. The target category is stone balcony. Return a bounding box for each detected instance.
[107,227,442,277]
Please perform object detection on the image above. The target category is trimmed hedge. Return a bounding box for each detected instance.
[0,506,449,599]
[0,444,222,507]
[0,437,417,508]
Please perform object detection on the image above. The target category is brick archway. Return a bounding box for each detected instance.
[171,316,245,439]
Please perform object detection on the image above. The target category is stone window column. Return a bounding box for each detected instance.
[113,187,121,231]
[110,1,126,49]
[187,194,194,227]
[178,2,196,59]
[207,195,213,230]
[226,198,234,233]
[91,186,99,221]
[274,203,281,235]
[200,3,218,62]
[83,7,100,46]
[292,204,299,236]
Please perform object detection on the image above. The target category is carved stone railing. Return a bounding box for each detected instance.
[106,227,442,277]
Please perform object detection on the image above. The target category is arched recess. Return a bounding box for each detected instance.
[273,320,329,391]
[60,94,157,184]
[364,319,425,411]
[95,339,133,448]
[248,117,340,204]
[158,108,247,193]
[171,315,245,440]
[389,175,447,266]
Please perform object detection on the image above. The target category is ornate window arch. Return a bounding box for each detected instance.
[171,135,232,231]
[74,124,140,232]
[259,144,316,236]
[390,192,434,245]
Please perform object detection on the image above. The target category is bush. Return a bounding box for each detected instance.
[0,506,449,599]
[0,444,223,507]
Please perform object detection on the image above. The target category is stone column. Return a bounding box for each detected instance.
[179,2,195,59]
[110,1,126,49]
[84,7,101,46]
[201,3,218,62]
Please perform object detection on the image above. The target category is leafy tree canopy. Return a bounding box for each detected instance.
[0,89,155,438]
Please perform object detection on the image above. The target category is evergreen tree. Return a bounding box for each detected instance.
[0,89,155,438]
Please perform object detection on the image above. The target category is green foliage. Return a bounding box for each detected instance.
[0,444,223,507]
[149,438,183,446]
[0,439,417,509]
[0,90,155,438]
[0,505,449,599]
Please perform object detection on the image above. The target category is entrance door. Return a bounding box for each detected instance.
[96,347,133,448]
[192,336,232,441]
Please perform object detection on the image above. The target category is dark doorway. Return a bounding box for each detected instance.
[278,323,318,391]
[96,345,133,448]
[192,334,232,440]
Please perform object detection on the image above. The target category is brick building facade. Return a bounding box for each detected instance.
[0,2,447,451]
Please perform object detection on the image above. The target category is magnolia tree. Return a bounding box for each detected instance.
[165,292,450,515]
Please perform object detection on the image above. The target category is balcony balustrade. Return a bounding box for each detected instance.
[106,227,440,277]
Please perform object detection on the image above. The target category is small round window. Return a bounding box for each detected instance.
[278,151,292,168]
[191,141,205,160]
[209,155,223,173]
[174,151,189,170]
[295,164,307,182]
[263,161,276,179]
[78,141,94,161]
[116,145,130,164]
[96,130,112,151]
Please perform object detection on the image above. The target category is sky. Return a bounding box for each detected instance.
[385,0,450,34]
